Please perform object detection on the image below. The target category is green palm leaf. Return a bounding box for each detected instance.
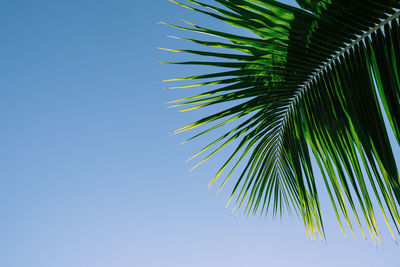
[161,0,400,243]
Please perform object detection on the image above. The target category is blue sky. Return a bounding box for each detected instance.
[0,0,399,266]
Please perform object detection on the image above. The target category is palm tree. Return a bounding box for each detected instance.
[160,0,400,243]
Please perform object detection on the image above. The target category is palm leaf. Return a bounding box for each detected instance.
[161,0,400,242]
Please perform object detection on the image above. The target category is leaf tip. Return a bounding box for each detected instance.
[167,35,180,40]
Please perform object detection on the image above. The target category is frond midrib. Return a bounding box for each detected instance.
[275,10,400,154]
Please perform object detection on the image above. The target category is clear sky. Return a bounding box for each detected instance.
[0,0,399,266]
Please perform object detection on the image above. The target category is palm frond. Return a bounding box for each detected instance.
[162,0,400,242]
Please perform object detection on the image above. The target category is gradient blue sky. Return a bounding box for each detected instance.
[0,0,399,266]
